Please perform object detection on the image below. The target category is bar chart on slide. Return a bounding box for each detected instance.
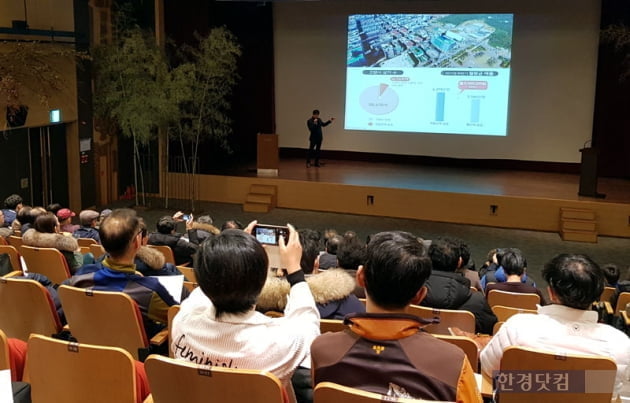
[435,92,445,122]
[470,98,481,123]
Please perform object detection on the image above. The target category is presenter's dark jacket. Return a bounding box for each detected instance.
[311,313,482,402]
[307,118,332,142]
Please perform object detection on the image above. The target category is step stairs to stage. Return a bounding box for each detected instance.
[243,184,277,213]
[559,207,597,243]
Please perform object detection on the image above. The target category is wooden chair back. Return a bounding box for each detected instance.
[90,243,107,258]
[320,319,346,334]
[167,305,180,358]
[492,321,505,335]
[487,289,540,310]
[434,334,479,372]
[0,329,10,371]
[19,245,71,285]
[406,304,475,334]
[0,244,22,272]
[144,354,285,403]
[313,382,449,403]
[176,265,197,283]
[491,305,537,322]
[0,277,62,341]
[24,334,138,403]
[77,238,97,247]
[58,285,149,360]
[148,245,176,265]
[498,346,617,403]
[6,236,22,248]
[615,292,630,314]
[0,236,6,245]
[599,286,616,303]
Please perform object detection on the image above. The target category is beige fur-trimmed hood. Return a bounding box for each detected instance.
[256,269,357,312]
[22,230,79,252]
[136,245,165,270]
[191,222,220,235]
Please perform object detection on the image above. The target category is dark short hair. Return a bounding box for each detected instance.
[100,209,141,258]
[312,109,320,115]
[221,219,243,231]
[602,264,620,285]
[196,229,268,318]
[34,212,58,233]
[156,216,176,234]
[428,237,461,272]
[325,234,343,255]
[501,250,527,276]
[18,206,46,226]
[46,203,63,215]
[542,254,604,310]
[299,229,321,274]
[337,236,366,270]
[364,231,432,309]
[4,194,23,209]
[457,239,471,267]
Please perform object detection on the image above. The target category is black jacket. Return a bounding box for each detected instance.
[422,270,497,334]
[147,232,198,266]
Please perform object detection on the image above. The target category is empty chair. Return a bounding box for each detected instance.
[0,244,22,273]
[491,305,537,322]
[19,245,71,285]
[614,292,630,314]
[144,354,286,403]
[24,334,140,403]
[58,285,166,360]
[599,286,616,303]
[0,277,63,341]
[313,382,450,403]
[148,245,176,265]
[406,304,476,334]
[496,346,617,403]
[486,289,540,310]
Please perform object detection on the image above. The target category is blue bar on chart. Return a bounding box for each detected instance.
[471,98,480,123]
[435,92,445,121]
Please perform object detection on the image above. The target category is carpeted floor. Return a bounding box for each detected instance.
[108,198,630,286]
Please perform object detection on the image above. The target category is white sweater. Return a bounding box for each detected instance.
[480,304,630,397]
[171,282,320,400]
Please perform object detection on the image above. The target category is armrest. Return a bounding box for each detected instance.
[150,328,169,346]
[3,270,23,278]
[603,301,614,315]
[621,311,630,327]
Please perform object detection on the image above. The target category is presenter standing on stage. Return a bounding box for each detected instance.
[306,109,334,167]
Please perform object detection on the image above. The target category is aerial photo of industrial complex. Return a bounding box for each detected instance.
[347,14,513,69]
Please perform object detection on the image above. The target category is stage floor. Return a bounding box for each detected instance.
[259,158,630,204]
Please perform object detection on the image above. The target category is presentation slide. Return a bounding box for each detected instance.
[345,14,513,136]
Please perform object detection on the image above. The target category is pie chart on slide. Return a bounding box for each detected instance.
[359,84,399,115]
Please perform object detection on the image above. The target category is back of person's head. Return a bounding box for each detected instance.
[428,237,461,272]
[457,239,472,268]
[312,109,320,115]
[221,219,243,231]
[337,236,366,270]
[299,229,320,274]
[100,209,141,259]
[156,216,176,234]
[542,254,604,310]
[34,212,58,233]
[364,231,432,310]
[325,234,343,255]
[602,264,620,285]
[196,229,268,318]
[501,250,527,276]
[19,206,46,226]
[4,194,23,210]
[46,203,63,216]
[196,215,213,225]
[79,210,100,226]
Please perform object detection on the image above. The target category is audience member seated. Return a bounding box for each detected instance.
[99,209,112,226]
[148,215,198,266]
[135,218,183,277]
[171,223,319,402]
[257,228,365,319]
[65,209,180,337]
[485,249,548,305]
[46,203,63,217]
[422,237,497,334]
[186,214,220,245]
[2,194,23,228]
[318,233,342,270]
[336,233,367,298]
[0,210,11,238]
[72,210,101,243]
[220,219,243,231]
[480,247,536,291]
[23,212,84,274]
[57,208,79,234]
[311,231,481,402]
[481,253,630,398]
[15,206,46,235]
[455,238,483,292]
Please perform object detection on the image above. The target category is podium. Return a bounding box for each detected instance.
[578,147,605,198]
[257,133,278,176]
